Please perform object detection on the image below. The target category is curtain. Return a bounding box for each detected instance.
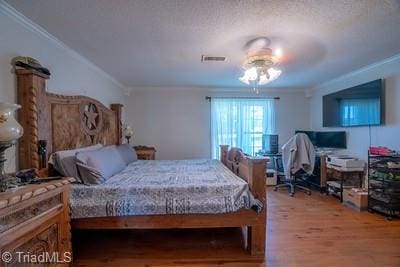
[340,98,380,126]
[211,98,275,159]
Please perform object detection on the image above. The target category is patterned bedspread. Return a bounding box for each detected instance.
[70,159,262,218]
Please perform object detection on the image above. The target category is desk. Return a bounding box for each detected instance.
[255,152,281,168]
[256,152,328,191]
[256,152,282,184]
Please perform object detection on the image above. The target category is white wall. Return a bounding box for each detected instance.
[309,54,400,159]
[125,88,309,160]
[0,3,125,172]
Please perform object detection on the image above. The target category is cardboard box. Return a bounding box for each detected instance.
[343,188,368,211]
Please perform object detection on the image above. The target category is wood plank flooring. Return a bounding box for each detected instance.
[72,188,400,267]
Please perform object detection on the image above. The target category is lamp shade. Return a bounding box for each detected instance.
[124,125,134,137]
[0,103,23,142]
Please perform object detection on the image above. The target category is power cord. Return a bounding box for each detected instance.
[368,124,372,148]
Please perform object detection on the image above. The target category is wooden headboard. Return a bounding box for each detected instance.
[16,69,123,170]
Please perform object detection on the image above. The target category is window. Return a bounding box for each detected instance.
[211,98,276,159]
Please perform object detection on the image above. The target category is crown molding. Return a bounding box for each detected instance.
[0,0,126,90]
[309,53,400,95]
[127,85,307,94]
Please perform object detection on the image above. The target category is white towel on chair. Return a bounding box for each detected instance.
[282,133,315,180]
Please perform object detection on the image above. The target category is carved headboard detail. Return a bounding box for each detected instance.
[16,69,123,170]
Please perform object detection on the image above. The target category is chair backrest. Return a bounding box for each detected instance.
[275,156,284,173]
[282,133,316,176]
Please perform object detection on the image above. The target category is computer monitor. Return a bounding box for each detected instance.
[262,134,279,154]
[294,130,347,149]
[316,131,346,149]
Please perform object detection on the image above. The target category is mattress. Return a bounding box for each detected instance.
[70,159,262,218]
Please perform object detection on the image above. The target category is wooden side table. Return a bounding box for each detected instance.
[326,166,364,202]
[134,146,156,160]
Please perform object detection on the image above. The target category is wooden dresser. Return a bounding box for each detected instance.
[0,178,74,266]
[134,146,156,160]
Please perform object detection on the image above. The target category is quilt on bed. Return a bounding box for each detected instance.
[70,159,262,218]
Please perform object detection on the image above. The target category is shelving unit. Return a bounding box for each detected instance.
[368,151,400,220]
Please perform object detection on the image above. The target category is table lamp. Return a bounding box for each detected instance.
[0,102,24,191]
[123,125,134,144]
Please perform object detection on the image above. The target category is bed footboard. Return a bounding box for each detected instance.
[220,145,267,255]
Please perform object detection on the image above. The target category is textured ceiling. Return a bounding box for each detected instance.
[5,0,400,89]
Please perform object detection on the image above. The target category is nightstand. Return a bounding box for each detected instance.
[134,146,156,160]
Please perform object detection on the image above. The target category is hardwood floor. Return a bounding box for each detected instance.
[267,188,400,267]
[72,188,400,267]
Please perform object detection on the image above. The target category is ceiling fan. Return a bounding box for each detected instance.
[239,37,283,93]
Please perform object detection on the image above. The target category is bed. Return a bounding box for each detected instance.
[70,159,262,218]
[16,69,268,256]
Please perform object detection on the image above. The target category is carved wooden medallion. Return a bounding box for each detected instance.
[81,102,103,137]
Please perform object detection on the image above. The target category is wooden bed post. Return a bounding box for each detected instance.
[220,145,229,165]
[110,104,123,145]
[247,157,267,256]
[16,69,49,170]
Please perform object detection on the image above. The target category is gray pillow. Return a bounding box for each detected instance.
[116,144,137,165]
[51,144,103,182]
[76,145,126,185]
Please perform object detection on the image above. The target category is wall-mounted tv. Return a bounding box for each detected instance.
[323,79,385,127]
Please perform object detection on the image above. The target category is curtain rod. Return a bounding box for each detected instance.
[205,96,280,102]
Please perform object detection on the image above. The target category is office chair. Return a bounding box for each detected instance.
[273,133,315,197]
[274,157,312,196]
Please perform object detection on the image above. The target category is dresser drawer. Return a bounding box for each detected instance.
[0,193,63,234]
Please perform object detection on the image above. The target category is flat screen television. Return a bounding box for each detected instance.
[295,130,346,149]
[316,131,346,149]
[323,79,385,127]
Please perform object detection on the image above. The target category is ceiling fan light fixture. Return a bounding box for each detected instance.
[239,41,282,90]
[258,74,269,85]
[239,67,258,84]
[238,75,250,85]
[267,67,282,81]
[273,48,283,58]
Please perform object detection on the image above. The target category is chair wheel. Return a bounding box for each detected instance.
[274,188,278,191]
[307,191,311,196]
[290,193,294,197]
